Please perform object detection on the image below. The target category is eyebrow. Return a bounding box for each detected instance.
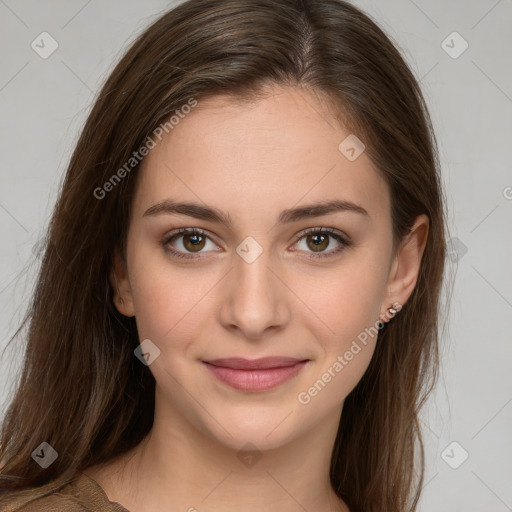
[143,198,369,228]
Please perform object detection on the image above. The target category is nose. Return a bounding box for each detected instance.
[219,244,290,340]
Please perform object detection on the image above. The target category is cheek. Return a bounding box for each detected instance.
[294,253,388,342]
[127,251,218,353]
[291,255,389,406]
[295,266,385,411]
[130,273,193,341]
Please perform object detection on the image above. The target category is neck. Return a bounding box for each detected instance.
[85,391,349,512]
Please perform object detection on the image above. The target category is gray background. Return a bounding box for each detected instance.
[1,1,511,510]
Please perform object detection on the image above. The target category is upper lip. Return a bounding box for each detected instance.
[203,357,308,370]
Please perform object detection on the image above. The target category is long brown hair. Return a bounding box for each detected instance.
[0,1,448,511]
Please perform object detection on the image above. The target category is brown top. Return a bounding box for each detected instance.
[0,471,130,512]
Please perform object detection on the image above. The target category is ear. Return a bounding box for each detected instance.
[110,248,135,317]
[381,214,429,315]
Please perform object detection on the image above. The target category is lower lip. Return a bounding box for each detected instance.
[203,361,308,392]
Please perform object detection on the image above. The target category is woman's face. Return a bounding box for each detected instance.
[113,85,426,450]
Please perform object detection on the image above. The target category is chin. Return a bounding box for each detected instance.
[196,404,303,452]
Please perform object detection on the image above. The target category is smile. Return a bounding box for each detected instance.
[202,357,309,392]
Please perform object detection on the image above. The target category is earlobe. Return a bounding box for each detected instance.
[110,249,135,317]
[382,214,429,312]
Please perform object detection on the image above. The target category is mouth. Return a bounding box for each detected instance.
[202,357,310,392]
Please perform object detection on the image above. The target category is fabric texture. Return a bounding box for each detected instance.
[0,470,130,511]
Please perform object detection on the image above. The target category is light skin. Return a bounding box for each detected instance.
[84,84,429,512]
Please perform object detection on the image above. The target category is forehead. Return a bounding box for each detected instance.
[134,85,390,225]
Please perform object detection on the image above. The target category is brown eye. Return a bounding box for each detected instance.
[182,233,206,252]
[162,228,217,260]
[162,226,351,262]
[294,227,351,259]
[305,233,330,252]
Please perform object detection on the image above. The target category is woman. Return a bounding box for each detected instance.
[0,0,447,511]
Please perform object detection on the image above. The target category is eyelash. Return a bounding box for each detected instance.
[162,227,352,261]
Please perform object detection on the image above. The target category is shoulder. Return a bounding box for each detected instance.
[0,471,83,511]
[1,492,89,511]
[0,470,126,512]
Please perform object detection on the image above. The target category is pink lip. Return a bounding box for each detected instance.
[202,357,309,392]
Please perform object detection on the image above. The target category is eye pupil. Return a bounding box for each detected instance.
[184,234,205,251]
[308,234,328,251]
